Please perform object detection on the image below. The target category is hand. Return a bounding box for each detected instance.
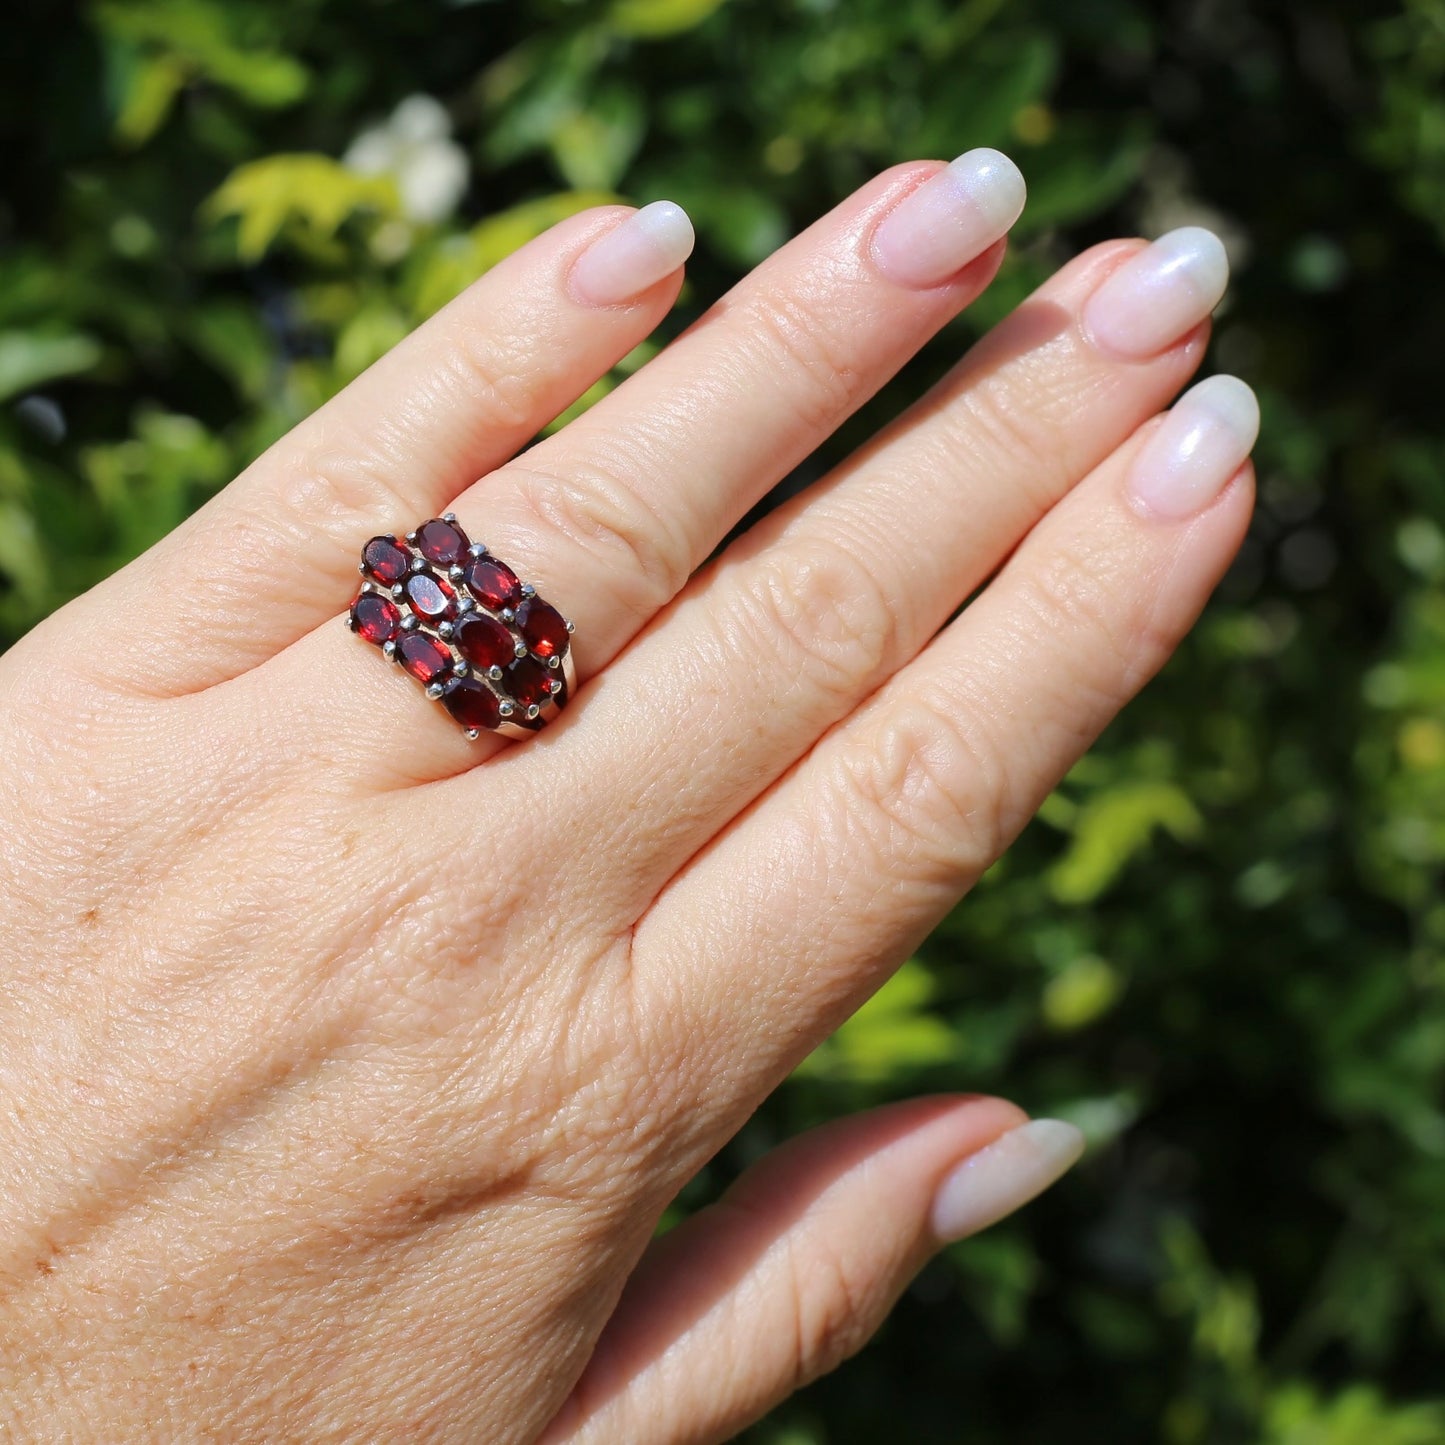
[0,151,1253,1442]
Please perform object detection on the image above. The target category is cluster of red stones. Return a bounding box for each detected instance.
[348,514,572,737]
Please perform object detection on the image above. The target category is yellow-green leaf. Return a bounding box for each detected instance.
[203,155,398,263]
[607,0,729,39]
[1049,781,1204,904]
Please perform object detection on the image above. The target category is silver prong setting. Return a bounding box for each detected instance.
[487,665,503,681]
[390,582,405,600]
[513,641,528,659]
[500,607,515,623]
[382,639,397,658]
[409,555,427,573]
[526,704,540,720]
[565,619,575,633]
[451,659,468,677]
[443,510,457,523]
[546,655,560,669]
[425,681,445,699]
[468,542,488,558]
[499,700,515,717]
[437,621,454,640]
[405,530,418,544]
[457,595,476,614]
[448,564,465,583]
[520,582,536,599]
[400,614,420,631]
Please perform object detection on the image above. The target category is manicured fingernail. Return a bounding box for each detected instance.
[1082,227,1230,359]
[871,148,1027,289]
[569,200,695,306]
[1128,375,1260,520]
[930,1119,1084,1242]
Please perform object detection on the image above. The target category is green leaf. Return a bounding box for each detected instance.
[549,86,646,191]
[1049,781,1204,904]
[1042,955,1124,1032]
[607,0,729,39]
[202,155,399,263]
[0,330,103,402]
[794,960,961,1083]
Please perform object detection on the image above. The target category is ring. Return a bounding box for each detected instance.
[348,512,576,740]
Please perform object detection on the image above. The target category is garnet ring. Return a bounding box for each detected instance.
[348,512,575,740]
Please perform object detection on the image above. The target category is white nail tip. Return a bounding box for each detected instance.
[570,199,695,306]
[929,1119,1085,1243]
[871,148,1026,289]
[944,147,1028,230]
[629,199,696,264]
[1129,374,1261,520]
[1083,226,1231,359]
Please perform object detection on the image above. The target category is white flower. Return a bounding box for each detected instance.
[343,94,469,225]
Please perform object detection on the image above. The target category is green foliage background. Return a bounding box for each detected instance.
[3,0,1444,1439]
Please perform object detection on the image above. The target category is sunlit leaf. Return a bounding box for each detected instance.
[607,0,729,39]
[0,331,103,402]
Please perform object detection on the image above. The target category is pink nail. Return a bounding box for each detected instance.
[569,201,695,307]
[870,149,1026,290]
[1082,227,1230,360]
[1128,375,1260,520]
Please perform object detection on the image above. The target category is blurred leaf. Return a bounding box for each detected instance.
[1042,955,1124,1032]
[0,331,103,401]
[202,155,398,262]
[794,960,961,1083]
[549,85,646,190]
[607,0,729,39]
[1049,781,1204,904]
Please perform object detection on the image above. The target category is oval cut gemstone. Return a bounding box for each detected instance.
[514,598,568,659]
[456,613,516,671]
[404,570,457,622]
[442,676,501,732]
[464,554,522,611]
[349,593,401,645]
[397,631,453,684]
[504,655,552,708]
[362,535,410,586]
[416,517,470,567]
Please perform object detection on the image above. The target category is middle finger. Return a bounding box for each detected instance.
[244,152,1027,785]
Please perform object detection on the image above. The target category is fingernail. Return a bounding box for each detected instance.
[1128,374,1260,520]
[1082,227,1230,360]
[871,148,1027,289]
[930,1119,1084,1242]
[569,200,695,307]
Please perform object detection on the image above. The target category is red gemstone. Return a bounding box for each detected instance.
[442,676,502,732]
[464,554,521,611]
[349,593,402,645]
[504,655,553,708]
[515,598,569,659]
[397,631,453,684]
[416,518,470,567]
[362,535,411,586]
[404,571,457,622]
[455,614,516,671]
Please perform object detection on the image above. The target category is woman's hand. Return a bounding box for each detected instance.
[0,152,1252,1442]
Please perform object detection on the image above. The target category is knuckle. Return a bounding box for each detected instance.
[730,537,897,707]
[786,1236,876,1385]
[831,689,1016,887]
[735,289,865,435]
[1017,543,1141,697]
[503,458,690,620]
[434,321,543,436]
[949,381,1067,514]
[275,430,418,536]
